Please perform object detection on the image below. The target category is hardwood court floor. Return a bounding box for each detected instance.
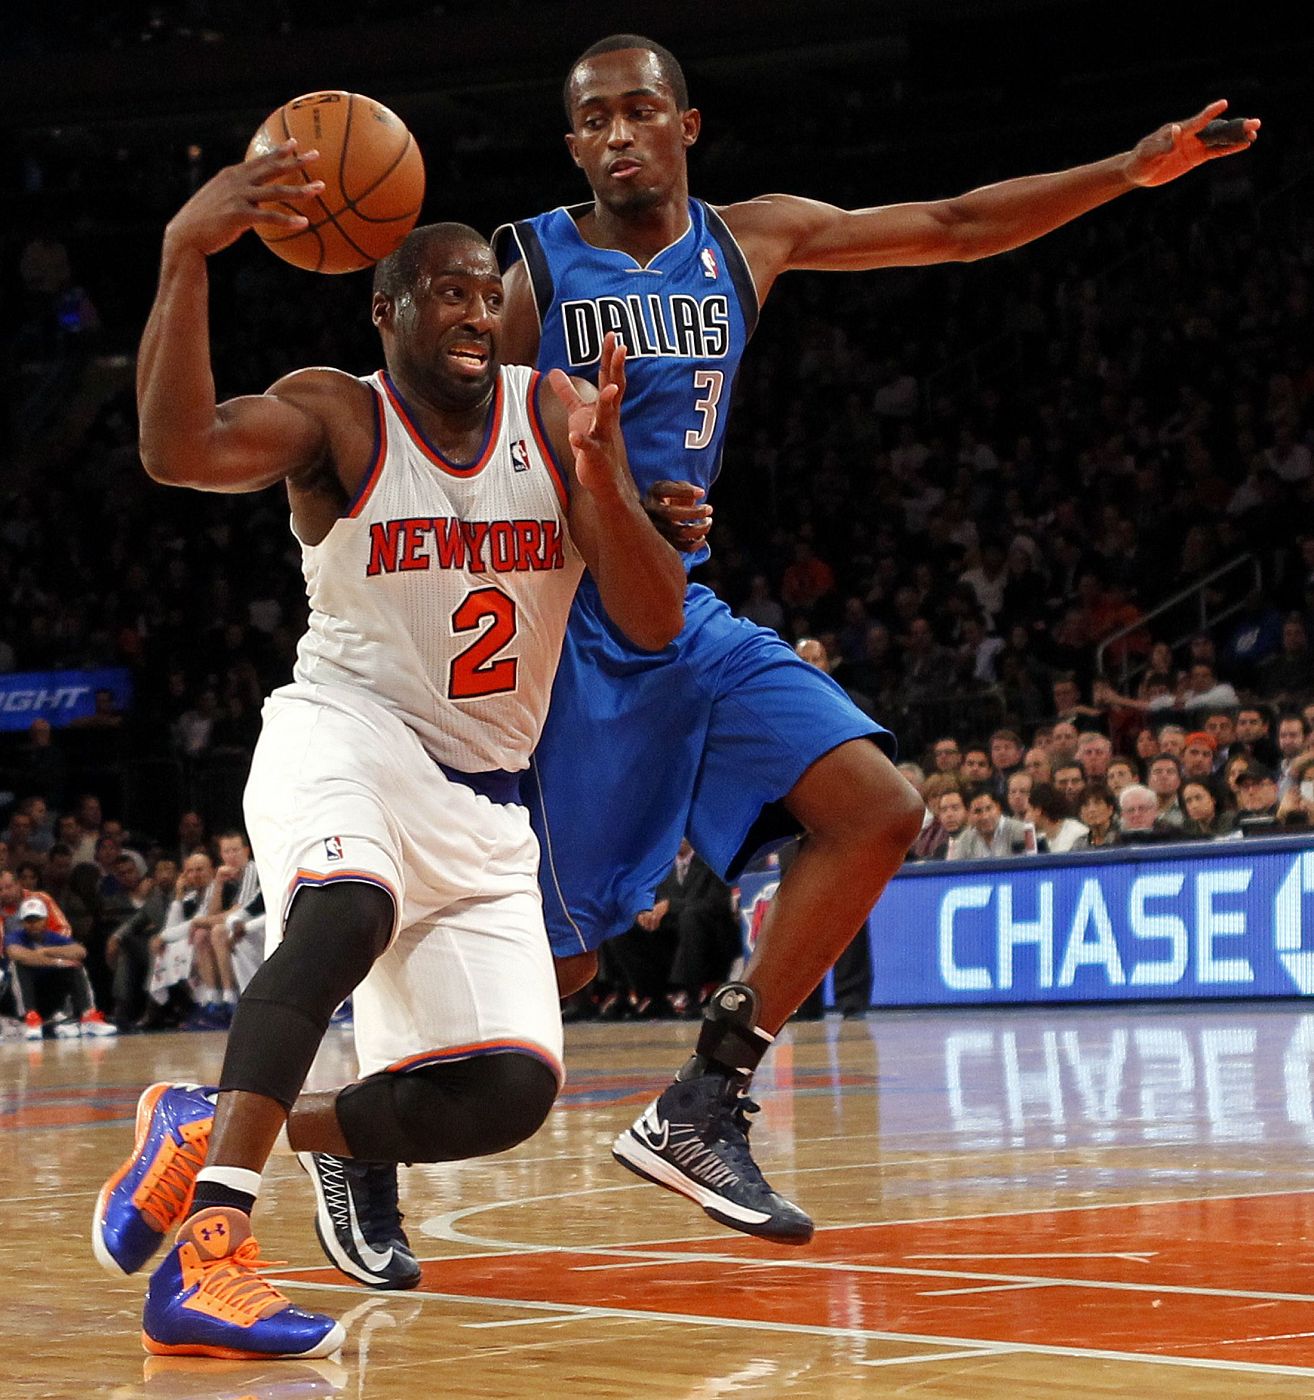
[6,1001,1314,1398]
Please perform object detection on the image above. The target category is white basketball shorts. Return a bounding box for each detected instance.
[243,682,563,1083]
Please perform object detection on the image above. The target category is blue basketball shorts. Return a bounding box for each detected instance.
[527,579,893,956]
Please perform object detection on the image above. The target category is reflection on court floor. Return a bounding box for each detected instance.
[9,1003,1314,1396]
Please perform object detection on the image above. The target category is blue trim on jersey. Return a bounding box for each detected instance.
[436,761,523,807]
[529,372,571,501]
[343,387,385,518]
[380,370,499,474]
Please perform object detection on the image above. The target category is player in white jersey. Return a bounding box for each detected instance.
[93,140,685,1360]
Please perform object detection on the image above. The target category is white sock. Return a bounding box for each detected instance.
[199,986,218,1005]
[195,1165,262,1200]
[222,989,238,1006]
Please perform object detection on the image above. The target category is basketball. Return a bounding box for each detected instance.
[246,91,425,274]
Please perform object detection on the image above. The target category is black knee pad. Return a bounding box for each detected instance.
[336,1051,558,1164]
[219,881,395,1107]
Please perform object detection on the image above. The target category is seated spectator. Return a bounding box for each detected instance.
[1113,784,1182,844]
[909,775,960,860]
[187,829,263,1025]
[1181,780,1239,839]
[924,784,969,861]
[3,893,117,1038]
[1181,731,1218,782]
[1147,754,1187,828]
[1156,725,1187,758]
[1105,755,1139,797]
[636,839,742,1017]
[948,786,1035,859]
[1203,708,1238,766]
[139,850,215,1030]
[1027,783,1089,853]
[1222,751,1252,801]
[1235,762,1281,835]
[1053,760,1087,812]
[1075,784,1119,848]
[1049,719,1080,764]
[1023,746,1053,785]
[1133,727,1161,764]
[104,857,176,1026]
[1234,705,1280,768]
[990,729,1025,783]
[1076,730,1113,780]
[930,736,963,774]
[959,747,994,787]
[1006,769,1033,820]
[1277,714,1310,794]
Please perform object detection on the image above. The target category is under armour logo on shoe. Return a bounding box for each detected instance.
[199,1222,226,1243]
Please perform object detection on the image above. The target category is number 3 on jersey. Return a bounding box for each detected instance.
[686,369,724,450]
[448,587,518,699]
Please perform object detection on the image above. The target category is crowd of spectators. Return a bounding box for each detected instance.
[899,670,1314,862]
[2,20,1310,1022]
[0,792,264,1038]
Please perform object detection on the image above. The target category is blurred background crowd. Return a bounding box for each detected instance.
[1,2,1308,1024]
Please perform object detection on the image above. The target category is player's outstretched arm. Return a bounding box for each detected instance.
[730,100,1259,290]
[542,333,686,651]
[138,141,333,492]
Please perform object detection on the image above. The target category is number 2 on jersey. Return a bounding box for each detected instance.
[448,587,518,699]
[686,369,724,451]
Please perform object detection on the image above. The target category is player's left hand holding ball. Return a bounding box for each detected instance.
[163,140,325,258]
[548,333,631,499]
[1127,99,1260,187]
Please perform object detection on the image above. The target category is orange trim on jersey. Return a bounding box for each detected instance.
[283,868,400,935]
[345,388,387,519]
[380,370,503,478]
[385,1038,565,1086]
[528,371,571,513]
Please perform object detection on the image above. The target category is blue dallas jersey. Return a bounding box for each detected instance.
[493,200,758,567]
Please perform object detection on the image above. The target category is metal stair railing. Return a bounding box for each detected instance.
[1095,553,1261,688]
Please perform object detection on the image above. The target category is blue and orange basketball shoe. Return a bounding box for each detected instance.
[94,1083,217,1276]
[143,1207,345,1359]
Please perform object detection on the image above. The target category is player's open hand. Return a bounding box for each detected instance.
[1127,100,1259,188]
[645,480,712,553]
[164,139,326,258]
[547,332,629,497]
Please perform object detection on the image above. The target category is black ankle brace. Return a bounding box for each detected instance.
[676,982,774,1083]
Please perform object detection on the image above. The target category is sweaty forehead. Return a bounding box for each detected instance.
[570,49,668,108]
[420,241,499,283]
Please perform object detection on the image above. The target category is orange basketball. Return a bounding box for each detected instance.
[246,91,425,274]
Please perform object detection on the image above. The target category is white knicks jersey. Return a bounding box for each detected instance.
[291,363,583,772]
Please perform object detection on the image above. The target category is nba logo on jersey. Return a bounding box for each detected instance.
[510,438,531,472]
[699,247,719,280]
[323,835,344,862]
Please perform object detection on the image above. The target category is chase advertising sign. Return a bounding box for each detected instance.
[738,837,1314,1006]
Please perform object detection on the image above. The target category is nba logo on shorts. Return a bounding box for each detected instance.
[699,247,719,280]
[324,835,344,862]
[510,438,531,472]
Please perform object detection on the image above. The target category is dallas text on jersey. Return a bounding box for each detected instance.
[561,293,730,367]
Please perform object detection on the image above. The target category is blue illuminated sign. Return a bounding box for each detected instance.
[738,837,1314,1006]
[0,668,133,731]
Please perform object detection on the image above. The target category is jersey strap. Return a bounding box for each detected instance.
[700,202,759,340]
[492,220,555,330]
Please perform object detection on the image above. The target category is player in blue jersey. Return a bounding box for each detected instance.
[304,36,1259,1265]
